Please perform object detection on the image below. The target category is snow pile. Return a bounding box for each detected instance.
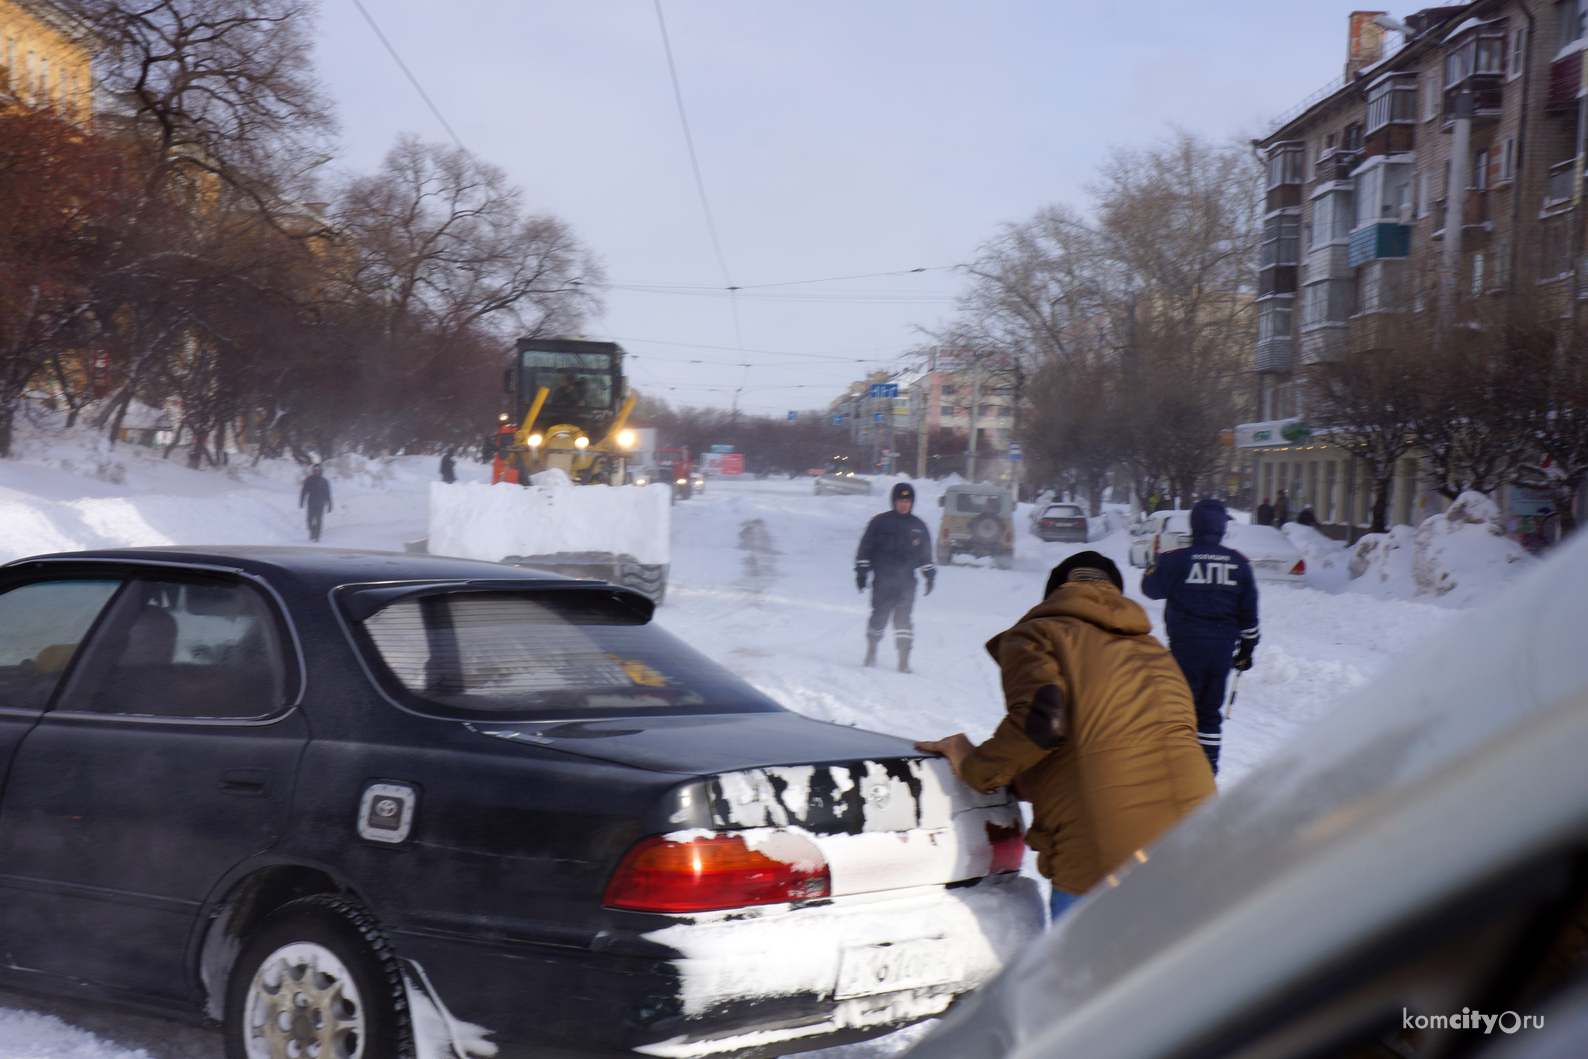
[1345,491,1533,606]
[428,481,673,564]
[1282,523,1352,593]
[0,1007,154,1059]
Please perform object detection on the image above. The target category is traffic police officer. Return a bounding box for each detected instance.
[855,482,935,672]
[1140,498,1258,773]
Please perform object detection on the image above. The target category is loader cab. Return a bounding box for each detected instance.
[511,338,624,434]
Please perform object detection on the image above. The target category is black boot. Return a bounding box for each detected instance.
[863,631,880,668]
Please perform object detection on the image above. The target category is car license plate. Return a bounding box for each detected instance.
[1254,559,1282,570]
[835,938,959,999]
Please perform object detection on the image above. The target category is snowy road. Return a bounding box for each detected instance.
[0,439,1469,1059]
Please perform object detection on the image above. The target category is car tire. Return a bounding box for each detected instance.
[936,544,952,566]
[224,895,411,1059]
[993,555,1013,570]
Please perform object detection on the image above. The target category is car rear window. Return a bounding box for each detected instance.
[353,591,783,719]
[1046,506,1084,518]
[954,492,1007,514]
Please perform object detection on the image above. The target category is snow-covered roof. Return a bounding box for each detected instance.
[1444,16,1504,42]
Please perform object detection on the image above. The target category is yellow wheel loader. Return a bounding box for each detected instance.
[423,338,672,602]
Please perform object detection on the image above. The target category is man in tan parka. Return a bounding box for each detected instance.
[916,551,1215,919]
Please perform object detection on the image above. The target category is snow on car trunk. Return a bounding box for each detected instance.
[633,755,1038,1057]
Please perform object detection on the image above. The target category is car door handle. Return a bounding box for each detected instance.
[220,768,270,796]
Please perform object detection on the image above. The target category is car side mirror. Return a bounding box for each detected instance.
[937,496,945,506]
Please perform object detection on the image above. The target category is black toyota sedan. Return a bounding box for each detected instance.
[0,547,1041,1059]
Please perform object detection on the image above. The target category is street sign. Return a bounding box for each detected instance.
[787,411,798,421]
[1008,442,1023,461]
[868,383,899,399]
[873,412,884,422]
[709,444,733,453]
[831,415,843,425]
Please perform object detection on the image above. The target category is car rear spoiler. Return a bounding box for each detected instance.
[335,579,655,624]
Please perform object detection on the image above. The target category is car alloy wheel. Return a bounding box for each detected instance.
[225,896,409,1059]
[244,942,364,1059]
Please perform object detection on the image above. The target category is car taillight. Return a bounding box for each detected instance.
[605,834,830,912]
[987,822,1025,874]
[1289,559,1306,575]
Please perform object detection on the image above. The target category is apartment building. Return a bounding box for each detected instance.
[1241,4,1576,537]
[828,353,1025,479]
[0,0,98,123]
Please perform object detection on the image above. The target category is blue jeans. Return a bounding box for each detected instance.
[1049,887,1078,923]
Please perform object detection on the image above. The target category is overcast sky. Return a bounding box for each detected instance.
[311,1,1380,415]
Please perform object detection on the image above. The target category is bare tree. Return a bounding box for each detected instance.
[67,0,335,203]
[1308,344,1430,533]
[334,136,603,343]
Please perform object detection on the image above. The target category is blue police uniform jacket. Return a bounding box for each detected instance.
[855,510,933,577]
[1140,500,1258,643]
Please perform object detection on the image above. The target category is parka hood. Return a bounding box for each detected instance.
[1190,498,1229,543]
[991,583,1153,650]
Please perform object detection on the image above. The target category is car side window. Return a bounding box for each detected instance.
[59,579,286,720]
[0,580,122,713]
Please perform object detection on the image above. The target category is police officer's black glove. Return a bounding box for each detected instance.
[855,567,868,592]
[923,568,935,595]
[1232,634,1258,672]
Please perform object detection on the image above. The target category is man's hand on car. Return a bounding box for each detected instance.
[914,733,975,781]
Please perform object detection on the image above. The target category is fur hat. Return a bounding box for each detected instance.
[1045,551,1123,597]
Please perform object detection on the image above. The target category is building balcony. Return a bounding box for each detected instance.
[1363,123,1415,159]
[1305,242,1353,279]
[1546,159,1577,209]
[1549,51,1582,113]
[1258,264,1298,297]
[1314,150,1361,184]
[1254,337,1294,375]
[1266,184,1302,214]
[1443,76,1503,126]
[1463,189,1491,230]
[1347,222,1410,267]
[1299,325,1348,366]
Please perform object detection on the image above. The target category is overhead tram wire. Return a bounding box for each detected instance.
[652,0,752,414]
[347,0,466,151]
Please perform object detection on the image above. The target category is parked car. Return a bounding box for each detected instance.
[814,470,872,495]
[1029,502,1089,543]
[1127,513,1305,584]
[1126,510,1192,569]
[907,530,1588,1059]
[937,485,1016,568]
[0,547,1041,1059]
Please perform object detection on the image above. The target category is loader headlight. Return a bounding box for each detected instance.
[617,430,636,449]
[528,434,542,448]
[575,436,590,450]
[676,478,687,485]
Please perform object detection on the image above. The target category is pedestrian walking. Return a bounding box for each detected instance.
[854,482,935,672]
[915,551,1215,921]
[1274,489,1290,526]
[440,450,457,484]
[1296,504,1317,527]
[1140,499,1258,774]
[1256,497,1275,526]
[299,464,333,542]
